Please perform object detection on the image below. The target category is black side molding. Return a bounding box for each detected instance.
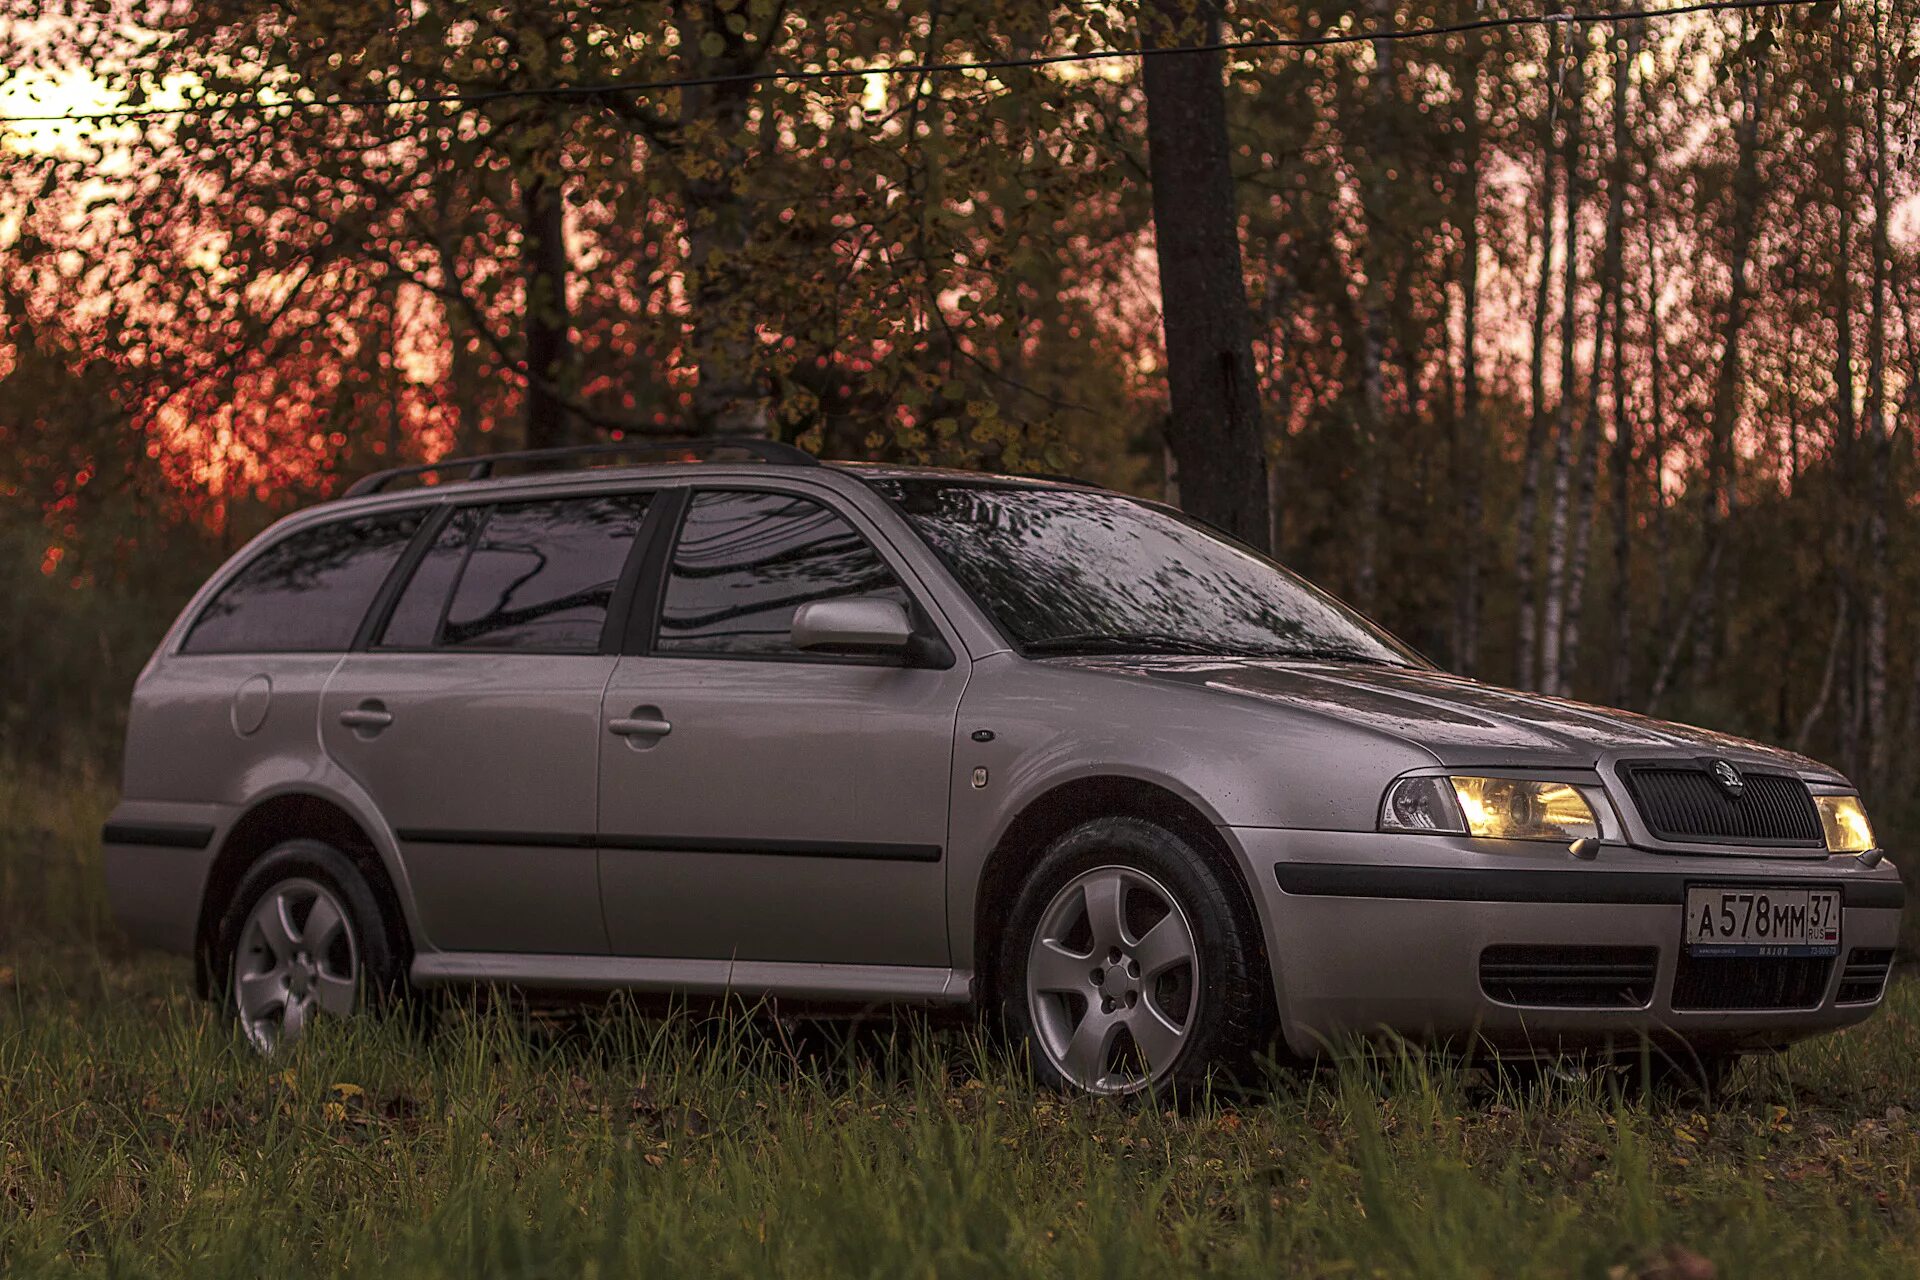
[598,833,943,863]
[1274,862,1907,911]
[101,820,216,850]
[399,828,941,863]
[397,828,596,849]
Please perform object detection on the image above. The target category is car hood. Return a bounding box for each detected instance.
[1061,657,1845,780]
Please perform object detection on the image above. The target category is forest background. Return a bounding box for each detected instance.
[2,0,1914,855]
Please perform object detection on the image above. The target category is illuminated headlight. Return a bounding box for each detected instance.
[1380,776,1601,843]
[1815,794,1876,854]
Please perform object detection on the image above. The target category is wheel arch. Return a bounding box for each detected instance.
[970,774,1272,1011]
[194,791,412,998]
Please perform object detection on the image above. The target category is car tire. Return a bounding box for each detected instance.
[996,816,1271,1097]
[214,839,407,1055]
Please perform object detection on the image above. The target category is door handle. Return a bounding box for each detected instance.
[608,715,672,738]
[339,704,394,731]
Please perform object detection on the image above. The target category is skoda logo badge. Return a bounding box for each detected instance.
[1710,759,1745,796]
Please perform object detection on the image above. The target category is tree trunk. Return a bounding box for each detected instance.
[1862,0,1893,794]
[1901,646,1920,793]
[1567,19,1634,700]
[1514,22,1562,691]
[1540,27,1583,696]
[520,172,575,451]
[1794,588,1850,751]
[1350,0,1396,602]
[1646,209,1672,661]
[1265,269,1295,558]
[1140,0,1270,550]
[1607,21,1642,707]
[1452,36,1485,678]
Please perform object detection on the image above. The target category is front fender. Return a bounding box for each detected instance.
[945,653,1437,974]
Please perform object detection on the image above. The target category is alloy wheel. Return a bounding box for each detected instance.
[1025,864,1199,1094]
[232,877,359,1054]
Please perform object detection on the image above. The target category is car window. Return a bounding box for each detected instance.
[378,507,482,648]
[430,494,651,653]
[656,490,906,657]
[870,480,1421,665]
[183,510,425,654]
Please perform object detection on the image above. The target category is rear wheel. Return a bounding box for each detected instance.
[997,817,1270,1096]
[217,839,405,1054]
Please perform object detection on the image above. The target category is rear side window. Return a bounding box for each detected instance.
[657,490,905,657]
[183,510,425,654]
[379,508,482,648]
[381,494,651,653]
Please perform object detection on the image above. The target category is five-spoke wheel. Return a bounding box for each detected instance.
[219,839,403,1056]
[233,876,361,1053]
[1000,815,1271,1097]
[1026,866,1198,1094]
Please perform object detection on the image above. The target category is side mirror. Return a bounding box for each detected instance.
[790,598,915,656]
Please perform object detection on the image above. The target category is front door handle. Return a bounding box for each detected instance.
[614,710,683,740]
[339,704,394,732]
[608,715,673,738]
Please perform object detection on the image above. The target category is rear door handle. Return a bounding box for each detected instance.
[339,705,394,731]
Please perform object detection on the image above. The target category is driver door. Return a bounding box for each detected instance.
[596,487,965,967]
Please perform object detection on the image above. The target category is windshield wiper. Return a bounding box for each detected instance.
[1274,646,1404,666]
[1021,632,1233,657]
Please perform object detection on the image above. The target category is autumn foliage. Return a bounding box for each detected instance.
[1,2,1916,826]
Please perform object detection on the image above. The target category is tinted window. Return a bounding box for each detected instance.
[184,511,424,654]
[378,508,482,648]
[436,494,651,652]
[871,481,1419,665]
[657,491,905,657]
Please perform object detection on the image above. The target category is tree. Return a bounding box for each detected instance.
[1138,0,1270,550]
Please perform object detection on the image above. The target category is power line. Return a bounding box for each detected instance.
[0,0,1827,126]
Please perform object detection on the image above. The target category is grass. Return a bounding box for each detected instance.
[4,765,1919,1278]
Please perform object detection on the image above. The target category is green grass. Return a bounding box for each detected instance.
[4,766,1918,1278]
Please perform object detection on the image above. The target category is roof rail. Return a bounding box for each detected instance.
[342,436,820,498]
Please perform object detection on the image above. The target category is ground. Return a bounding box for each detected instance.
[4,767,1917,1278]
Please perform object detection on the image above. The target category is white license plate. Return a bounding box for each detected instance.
[1685,886,1841,957]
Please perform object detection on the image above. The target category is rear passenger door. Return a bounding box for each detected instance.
[321,490,661,956]
[596,487,965,968]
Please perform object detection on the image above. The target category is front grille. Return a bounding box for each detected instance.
[1836,948,1896,1004]
[1621,764,1823,847]
[1480,945,1658,1008]
[1671,952,1833,1011]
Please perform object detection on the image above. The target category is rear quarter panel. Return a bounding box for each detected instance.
[112,656,434,958]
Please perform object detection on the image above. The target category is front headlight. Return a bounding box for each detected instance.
[1815,794,1876,853]
[1380,775,1601,842]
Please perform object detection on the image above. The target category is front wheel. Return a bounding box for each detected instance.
[997,817,1271,1096]
[217,839,404,1054]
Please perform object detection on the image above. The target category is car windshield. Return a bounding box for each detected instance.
[870,480,1423,665]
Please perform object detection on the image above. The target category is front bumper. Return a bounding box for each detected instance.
[1228,828,1905,1059]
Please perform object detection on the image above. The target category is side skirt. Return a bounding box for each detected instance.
[410,952,974,1006]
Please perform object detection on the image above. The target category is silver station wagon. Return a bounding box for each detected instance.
[103,440,1903,1094]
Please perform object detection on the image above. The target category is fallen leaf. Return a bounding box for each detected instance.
[1631,1245,1716,1280]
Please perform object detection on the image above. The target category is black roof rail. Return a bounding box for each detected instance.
[342,436,820,498]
